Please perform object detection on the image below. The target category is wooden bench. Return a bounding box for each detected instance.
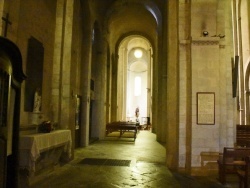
[106,121,139,141]
[237,156,250,188]
[217,147,250,184]
[236,125,250,147]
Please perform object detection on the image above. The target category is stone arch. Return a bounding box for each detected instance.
[112,32,155,128]
[115,31,156,53]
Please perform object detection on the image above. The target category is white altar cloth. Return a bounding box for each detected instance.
[19,129,72,172]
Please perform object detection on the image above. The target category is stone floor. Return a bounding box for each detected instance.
[20,131,239,188]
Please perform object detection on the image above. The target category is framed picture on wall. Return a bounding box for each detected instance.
[197,92,215,125]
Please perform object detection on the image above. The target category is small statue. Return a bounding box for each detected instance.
[33,88,41,112]
[135,107,139,118]
[135,107,140,123]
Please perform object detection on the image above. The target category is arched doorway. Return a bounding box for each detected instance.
[117,36,153,127]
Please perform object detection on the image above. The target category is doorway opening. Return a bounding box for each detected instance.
[117,36,152,129]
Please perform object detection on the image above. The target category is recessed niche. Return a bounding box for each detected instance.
[24,37,44,112]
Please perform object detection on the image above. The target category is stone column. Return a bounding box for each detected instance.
[105,46,111,124]
[166,0,179,170]
[60,0,74,129]
[75,0,91,147]
[151,43,159,134]
[236,0,245,124]
[179,0,192,173]
[156,25,166,142]
[123,48,128,120]
[117,46,127,121]
[92,38,107,139]
[147,48,152,119]
[111,54,118,122]
[218,0,235,150]
[117,47,124,120]
[51,0,64,123]
[51,0,74,129]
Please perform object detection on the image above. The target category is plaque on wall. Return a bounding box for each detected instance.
[197,92,215,125]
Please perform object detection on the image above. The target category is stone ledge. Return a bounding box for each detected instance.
[192,37,220,45]
[191,166,218,176]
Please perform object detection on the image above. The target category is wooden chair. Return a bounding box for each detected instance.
[217,147,250,184]
[238,156,250,188]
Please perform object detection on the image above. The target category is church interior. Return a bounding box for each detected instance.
[0,0,250,187]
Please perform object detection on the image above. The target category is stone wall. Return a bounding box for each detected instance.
[9,0,57,126]
[178,0,235,171]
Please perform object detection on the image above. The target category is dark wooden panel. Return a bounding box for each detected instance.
[25,37,44,111]
[0,36,26,188]
[0,70,9,127]
[0,137,6,188]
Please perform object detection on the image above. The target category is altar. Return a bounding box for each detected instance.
[19,129,72,176]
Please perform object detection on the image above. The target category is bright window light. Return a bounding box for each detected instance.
[134,76,141,96]
[134,49,143,58]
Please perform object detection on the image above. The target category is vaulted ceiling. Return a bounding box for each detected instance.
[89,0,164,50]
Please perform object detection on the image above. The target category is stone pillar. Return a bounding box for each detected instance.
[60,0,74,129]
[80,3,91,146]
[151,45,159,134]
[221,0,235,148]
[51,0,64,123]
[111,54,118,122]
[117,46,127,121]
[92,38,107,139]
[51,0,74,130]
[231,0,244,124]
[156,27,166,142]
[117,48,124,120]
[106,48,111,124]
[147,48,152,119]
[179,0,192,173]
[166,0,179,170]
[123,48,128,120]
